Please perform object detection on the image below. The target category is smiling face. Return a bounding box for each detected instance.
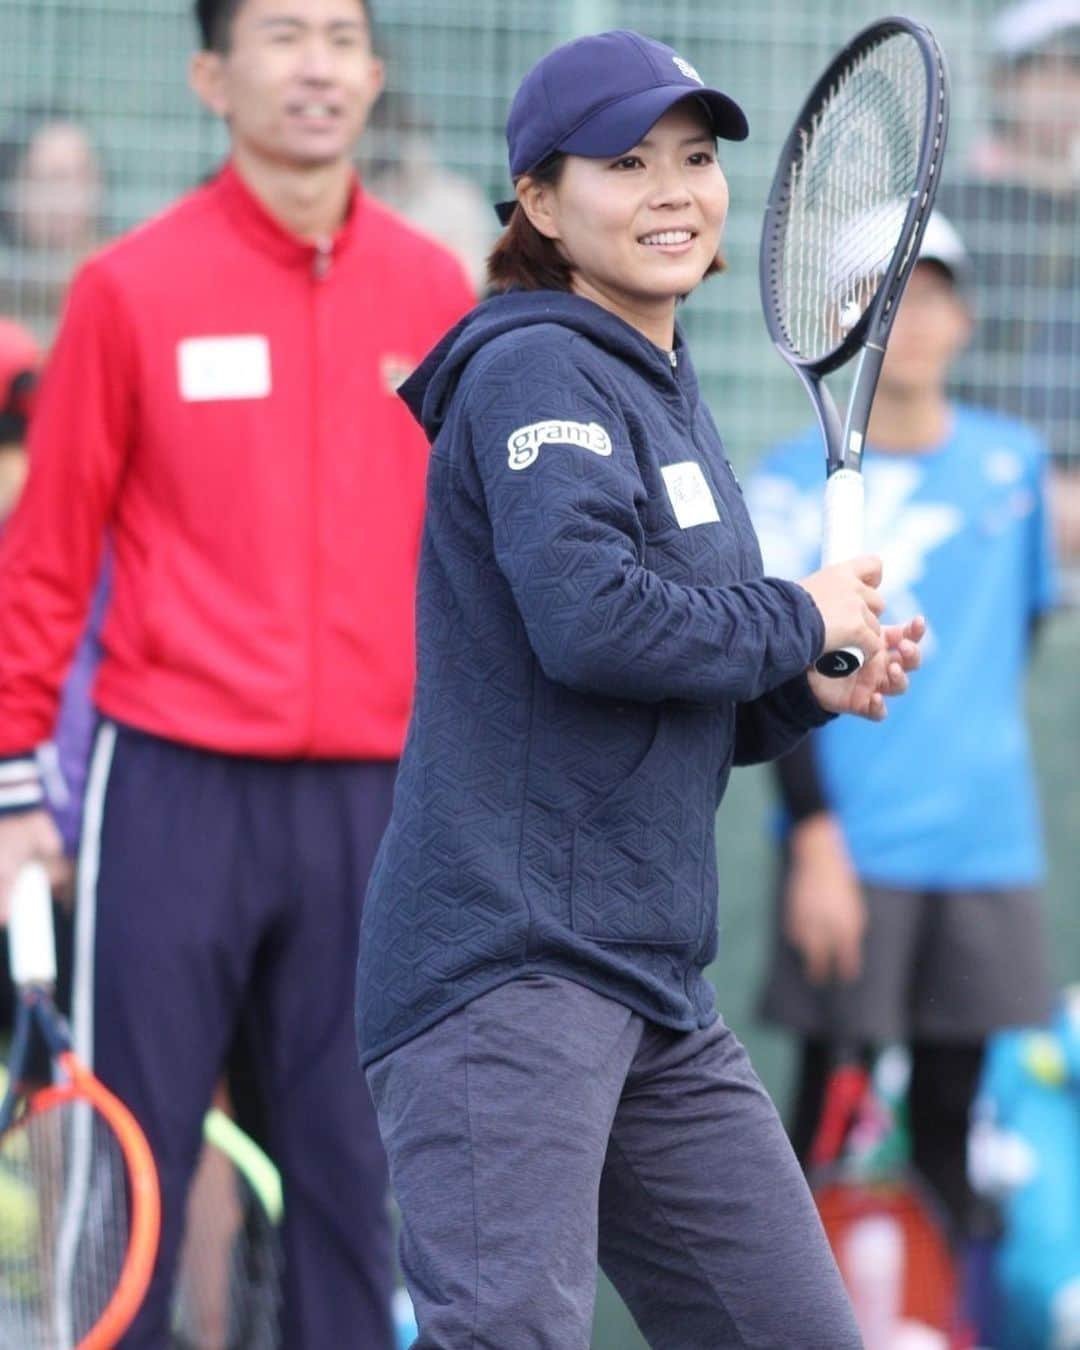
[190,0,383,172]
[519,101,729,346]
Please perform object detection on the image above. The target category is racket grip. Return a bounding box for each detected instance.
[821,467,865,567]
[817,468,866,678]
[8,861,57,987]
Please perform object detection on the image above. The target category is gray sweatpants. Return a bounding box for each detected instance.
[366,974,861,1349]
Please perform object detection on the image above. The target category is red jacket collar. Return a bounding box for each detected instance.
[213,160,362,268]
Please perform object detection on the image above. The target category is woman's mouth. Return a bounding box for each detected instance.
[638,229,697,253]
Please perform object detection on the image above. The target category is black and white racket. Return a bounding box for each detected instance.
[760,16,949,676]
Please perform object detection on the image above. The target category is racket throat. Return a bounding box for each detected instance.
[840,343,885,472]
[792,365,843,475]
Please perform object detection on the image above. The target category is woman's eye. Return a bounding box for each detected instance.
[611,155,644,170]
[687,151,716,167]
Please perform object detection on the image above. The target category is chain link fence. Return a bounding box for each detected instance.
[0,3,1077,1344]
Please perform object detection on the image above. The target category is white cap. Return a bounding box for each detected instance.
[916,211,972,288]
[992,0,1080,61]
[826,207,970,308]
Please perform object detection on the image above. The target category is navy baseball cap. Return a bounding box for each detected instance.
[495,30,749,224]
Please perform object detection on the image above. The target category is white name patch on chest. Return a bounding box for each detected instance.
[661,461,721,529]
[178,336,272,402]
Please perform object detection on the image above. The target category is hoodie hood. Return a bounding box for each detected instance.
[400,290,695,441]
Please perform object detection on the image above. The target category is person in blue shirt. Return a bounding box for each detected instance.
[356,30,924,1348]
[752,212,1058,1243]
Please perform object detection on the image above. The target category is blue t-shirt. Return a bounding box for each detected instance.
[748,405,1058,889]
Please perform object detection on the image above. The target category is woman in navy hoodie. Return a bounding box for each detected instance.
[357,30,924,1349]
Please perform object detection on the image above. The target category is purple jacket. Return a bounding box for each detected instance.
[47,561,109,854]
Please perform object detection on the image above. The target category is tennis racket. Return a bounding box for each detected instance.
[809,1044,872,1174]
[170,1108,283,1350]
[171,1112,418,1348]
[809,1047,960,1346]
[760,16,949,677]
[0,862,161,1349]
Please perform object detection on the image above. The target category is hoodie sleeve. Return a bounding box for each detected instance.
[733,674,833,766]
[462,335,825,705]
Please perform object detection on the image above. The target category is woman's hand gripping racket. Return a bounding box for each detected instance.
[760,16,949,676]
[0,862,161,1349]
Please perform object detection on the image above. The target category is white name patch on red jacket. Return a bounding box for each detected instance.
[178,335,272,402]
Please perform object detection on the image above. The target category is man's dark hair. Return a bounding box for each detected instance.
[194,0,245,52]
[194,0,374,54]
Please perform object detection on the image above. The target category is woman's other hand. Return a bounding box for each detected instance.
[807,616,925,719]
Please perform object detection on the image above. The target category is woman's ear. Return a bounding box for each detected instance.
[517,176,561,242]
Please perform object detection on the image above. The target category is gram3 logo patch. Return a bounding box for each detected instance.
[506,419,613,471]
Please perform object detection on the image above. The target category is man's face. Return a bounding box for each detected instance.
[193,0,383,170]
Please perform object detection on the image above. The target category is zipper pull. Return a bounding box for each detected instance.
[313,239,333,280]
[668,348,678,371]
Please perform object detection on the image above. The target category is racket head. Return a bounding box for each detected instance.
[759,16,949,386]
[171,1107,283,1349]
[813,1165,958,1335]
[0,999,160,1350]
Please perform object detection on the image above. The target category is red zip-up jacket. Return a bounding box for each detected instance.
[0,163,473,808]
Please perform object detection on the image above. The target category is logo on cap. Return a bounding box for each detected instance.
[672,55,704,85]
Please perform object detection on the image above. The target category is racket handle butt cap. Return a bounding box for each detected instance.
[815,645,864,678]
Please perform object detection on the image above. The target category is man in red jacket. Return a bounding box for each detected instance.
[0,0,473,1343]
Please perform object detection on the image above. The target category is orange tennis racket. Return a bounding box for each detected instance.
[0,862,161,1348]
[809,1048,961,1346]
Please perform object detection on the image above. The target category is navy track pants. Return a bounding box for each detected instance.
[74,721,396,1348]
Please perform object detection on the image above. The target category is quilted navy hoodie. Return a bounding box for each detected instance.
[357,291,829,1065]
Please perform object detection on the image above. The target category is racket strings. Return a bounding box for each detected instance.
[816,1178,958,1335]
[0,1101,130,1349]
[780,32,928,361]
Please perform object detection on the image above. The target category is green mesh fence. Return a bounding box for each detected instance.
[0,4,1077,1346]
[2,0,1078,472]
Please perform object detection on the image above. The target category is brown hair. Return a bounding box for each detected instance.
[487,155,574,294]
[486,151,726,294]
